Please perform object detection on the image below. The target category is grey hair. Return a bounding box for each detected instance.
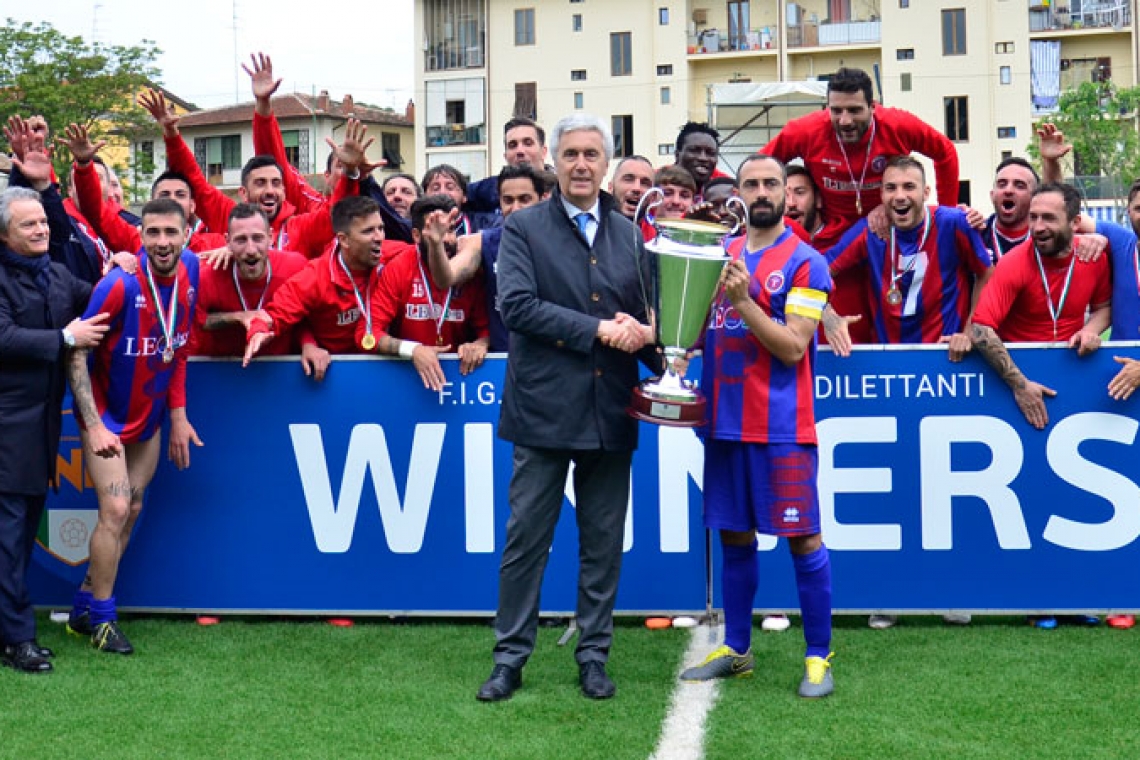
[549,113,614,163]
[0,187,42,237]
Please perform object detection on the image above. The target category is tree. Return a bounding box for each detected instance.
[0,18,162,185]
[1029,80,1140,220]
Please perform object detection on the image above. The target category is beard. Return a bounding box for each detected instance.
[748,197,785,229]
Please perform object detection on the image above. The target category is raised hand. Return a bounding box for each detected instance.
[325,117,376,173]
[242,52,283,103]
[61,123,107,165]
[1036,122,1072,162]
[138,88,181,135]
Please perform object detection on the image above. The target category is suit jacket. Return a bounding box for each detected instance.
[0,248,92,495]
[497,187,657,451]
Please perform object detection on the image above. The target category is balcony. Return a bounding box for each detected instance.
[1029,1,1131,33]
[687,27,777,55]
[788,19,881,49]
[424,43,485,72]
[426,123,486,148]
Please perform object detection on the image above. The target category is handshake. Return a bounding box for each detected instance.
[597,312,655,353]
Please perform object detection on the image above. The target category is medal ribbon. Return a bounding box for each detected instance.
[991,224,1028,260]
[889,207,932,293]
[337,248,373,340]
[1034,245,1077,341]
[416,257,454,344]
[834,117,877,216]
[143,257,179,358]
[232,258,272,312]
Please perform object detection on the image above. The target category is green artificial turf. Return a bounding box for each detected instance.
[3,614,1137,759]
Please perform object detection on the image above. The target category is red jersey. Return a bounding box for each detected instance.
[192,249,310,357]
[763,106,960,248]
[248,241,411,354]
[827,206,991,344]
[368,246,490,348]
[163,132,353,258]
[77,252,199,443]
[701,231,831,444]
[63,197,111,266]
[972,240,1111,342]
[253,112,325,214]
[72,161,227,255]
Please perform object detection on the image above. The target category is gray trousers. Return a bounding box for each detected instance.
[492,444,633,668]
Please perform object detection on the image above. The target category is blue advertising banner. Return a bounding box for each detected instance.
[29,343,1140,614]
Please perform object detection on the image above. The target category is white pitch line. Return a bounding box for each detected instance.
[648,624,725,760]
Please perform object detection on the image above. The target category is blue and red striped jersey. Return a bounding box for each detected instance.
[78,251,200,443]
[826,206,991,344]
[701,229,831,445]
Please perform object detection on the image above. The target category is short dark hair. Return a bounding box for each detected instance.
[674,122,720,155]
[703,175,737,192]
[786,164,815,187]
[1034,182,1082,221]
[737,153,786,180]
[1128,178,1140,204]
[421,164,468,197]
[151,170,193,197]
[994,156,1040,185]
[885,154,926,181]
[504,117,546,146]
[614,155,654,175]
[497,163,544,196]
[228,202,270,230]
[827,67,874,107]
[241,155,283,186]
[410,194,458,232]
[141,197,187,225]
[654,165,697,193]
[381,173,422,197]
[332,195,381,234]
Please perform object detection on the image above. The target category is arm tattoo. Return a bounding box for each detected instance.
[821,305,841,333]
[377,334,402,356]
[67,349,102,427]
[970,324,1025,390]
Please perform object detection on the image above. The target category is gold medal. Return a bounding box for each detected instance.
[362,333,376,350]
[162,347,175,364]
[886,288,903,306]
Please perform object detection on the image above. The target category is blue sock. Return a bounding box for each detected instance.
[721,540,758,654]
[72,589,93,616]
[89,596,117,626]
[792,545,832,659]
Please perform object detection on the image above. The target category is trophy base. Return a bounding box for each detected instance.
[627,379,707,427]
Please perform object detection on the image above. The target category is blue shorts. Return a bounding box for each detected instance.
[702,439,821,537]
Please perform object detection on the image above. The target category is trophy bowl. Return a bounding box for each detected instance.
[627,195,742,427]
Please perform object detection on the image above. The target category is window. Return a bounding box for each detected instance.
[900,73,912,92]
[727,1,750,51]
[381,132,404,169]
[572,13,582,31]
[514,82,537,120]
[281,129,310,173]
[612,115,633,157]
[423,0,486,71]
[574,92,584,109]
[897,48,914,61]
[1001,150,1013,161]
[995,41,1014,54]
[997,127,1016,139]
[657,64,673,76]
[515,8,535,45]
[1000,66,1011,85]
[138,140,154,165]
[900,0,909,7]
[958,180,971,208]
[942,9,966,56]
[660,86,671,105]
[446,99,466,126]
[659,7,669,24]
[658,143,673,156]
[944,96,969,141]
[195,135,242,182]
[611,32,632,76]
[571,69,587,81]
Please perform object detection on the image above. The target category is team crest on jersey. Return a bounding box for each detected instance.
[871,155,888,173]
[764,270,786,294]
[186,286,196,303]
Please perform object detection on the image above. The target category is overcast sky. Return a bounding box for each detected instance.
[11,0,415,111]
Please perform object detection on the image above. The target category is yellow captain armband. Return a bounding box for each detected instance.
[785,287,827,320]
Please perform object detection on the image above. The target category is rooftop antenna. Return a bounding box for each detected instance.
[232,0,240,102]
[91,3,102,43]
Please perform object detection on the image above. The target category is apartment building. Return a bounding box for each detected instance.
[415,0,1138,212]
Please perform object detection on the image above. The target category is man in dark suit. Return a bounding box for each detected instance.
[0,166,108,672]
[476,114,657,702]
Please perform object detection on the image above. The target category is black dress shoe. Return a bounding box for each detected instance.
[34,641,54,658]
[476,663,522,702]
[3,641,53,673]
[579,660,615,699]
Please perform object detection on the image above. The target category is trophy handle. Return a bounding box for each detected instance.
[635,187,665,231]
[724,196,747,236]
